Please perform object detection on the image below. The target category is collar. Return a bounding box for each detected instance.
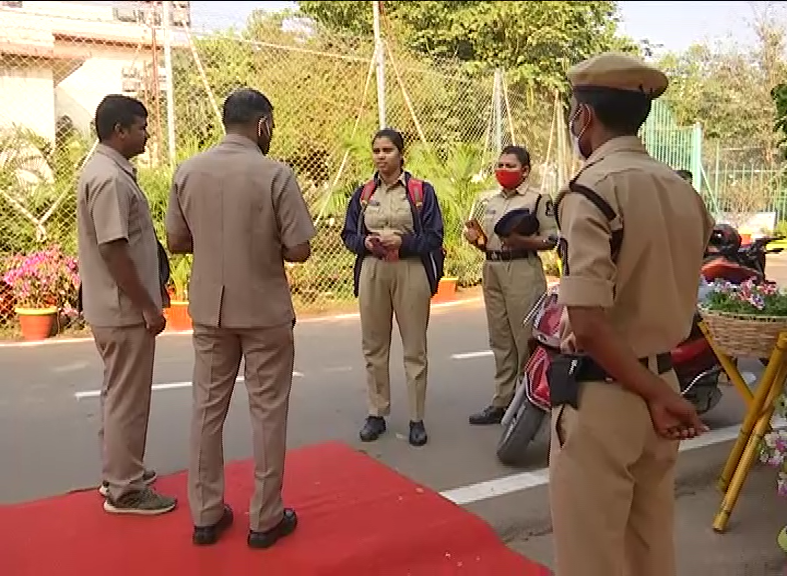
[499,180,532,198]
[221,133,263,152]
[95,143,137,178]
[375,170,407,188]
[583,135,647,166]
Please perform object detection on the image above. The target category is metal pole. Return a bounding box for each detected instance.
[162,0,177,167]
[372,1,386,129]
[493,68,503,156]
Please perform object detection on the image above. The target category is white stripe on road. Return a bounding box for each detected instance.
[74,371,305,400]
[451,350,493,360]
[438,418,787,506]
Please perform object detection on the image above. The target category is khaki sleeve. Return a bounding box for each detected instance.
[272,167,316,248]
[557,191,616,308]
[536,193,558,237]
[88,176,130,245]
[165,166,191,243]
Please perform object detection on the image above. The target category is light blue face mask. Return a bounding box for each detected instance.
[569,107,589,161]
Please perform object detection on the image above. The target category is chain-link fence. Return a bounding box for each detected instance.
[0,3,570,336]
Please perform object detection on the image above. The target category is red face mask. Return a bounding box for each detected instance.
[495,169,523,191]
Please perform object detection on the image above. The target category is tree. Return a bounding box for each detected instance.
[296,1,639,92]
[772,82,787,158]
[658,4,787,167]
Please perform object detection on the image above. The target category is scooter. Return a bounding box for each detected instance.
[495,230,779,468]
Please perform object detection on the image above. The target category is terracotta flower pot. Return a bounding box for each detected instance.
[432,277,458,303]
[165,300,192,331]
[16,307,58,341]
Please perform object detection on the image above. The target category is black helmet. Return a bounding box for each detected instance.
[708,223,741,254]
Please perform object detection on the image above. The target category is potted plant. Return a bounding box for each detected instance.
[2,245,80,341]
[165,254,192,331]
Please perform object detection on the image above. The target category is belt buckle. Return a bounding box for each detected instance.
[489,252,500,261]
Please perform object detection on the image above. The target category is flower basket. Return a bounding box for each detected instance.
[699,308,787,358]
[698,279,787,359]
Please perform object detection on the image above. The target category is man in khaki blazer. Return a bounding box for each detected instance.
[77,94,176,515]
[166,88,316,548]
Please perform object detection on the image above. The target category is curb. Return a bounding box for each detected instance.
[0,280,561,350]
[0,296,485,349]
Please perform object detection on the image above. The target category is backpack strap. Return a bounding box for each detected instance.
[360,179,377,207]
[407,177,424,210]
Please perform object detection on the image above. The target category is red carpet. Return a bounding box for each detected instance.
[1,441,549,576]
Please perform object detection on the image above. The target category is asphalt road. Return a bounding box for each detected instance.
[0,300,751,504]
[3,254,787,573]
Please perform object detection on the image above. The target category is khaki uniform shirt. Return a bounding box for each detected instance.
[76,144,162,328]
[557,136,715,357]
[480,183,558,251]
[166,134,316,329]
[363,174,415,235]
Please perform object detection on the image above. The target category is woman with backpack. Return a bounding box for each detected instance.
[340,128,445,447]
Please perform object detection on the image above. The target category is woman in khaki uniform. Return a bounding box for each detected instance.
[341,128,445,447]
[465,145,558,425]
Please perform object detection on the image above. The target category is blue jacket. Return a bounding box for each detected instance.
[341,171,445,297]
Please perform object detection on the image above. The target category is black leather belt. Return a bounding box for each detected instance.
[485,250,532,262]
[578,352,673,383]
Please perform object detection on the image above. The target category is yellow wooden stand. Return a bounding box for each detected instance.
[698,324,787,533]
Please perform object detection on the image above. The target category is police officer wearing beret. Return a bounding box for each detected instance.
[548,53,715,576]
[464,145,557,426]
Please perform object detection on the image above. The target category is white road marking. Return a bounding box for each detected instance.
[438,418,787,506]
[451,350,493,360]
[51,361,89,373]
[323,366,354,373]
[74,372,305,400]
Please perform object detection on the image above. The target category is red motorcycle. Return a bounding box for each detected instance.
[495,225,782,467]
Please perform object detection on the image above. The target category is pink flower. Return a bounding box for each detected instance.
[2,245,80,309]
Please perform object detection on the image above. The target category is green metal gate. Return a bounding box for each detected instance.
[640,99,707,204]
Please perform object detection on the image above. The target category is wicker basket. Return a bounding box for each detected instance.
[699,306,787,359]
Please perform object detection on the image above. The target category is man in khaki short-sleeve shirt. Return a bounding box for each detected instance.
[548,53,714,576]
[167,88,315,547]
[77,94,176,516]
[78,147,161,327]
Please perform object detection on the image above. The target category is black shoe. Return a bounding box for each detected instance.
[248,508,298,549]
[409,421,428,447]
[193,504,234,546]
[359,416,386,442]
[469,405,506,425]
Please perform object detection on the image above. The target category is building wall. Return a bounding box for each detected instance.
[55,43,153,138]
[0,63,56,141]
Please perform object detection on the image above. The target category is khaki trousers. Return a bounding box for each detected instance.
[482,258,547,408]
[548,366,680,576]
[92,323,155,501]
[358,256,431,422]
[188,321,294,532]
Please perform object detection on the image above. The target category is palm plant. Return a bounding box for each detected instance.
[406,142,494,286]
[0,124,91,256]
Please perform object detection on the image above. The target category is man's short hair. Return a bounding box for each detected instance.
[94,95,148,142]
[222,88,274,127]
[585,91,652,136]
